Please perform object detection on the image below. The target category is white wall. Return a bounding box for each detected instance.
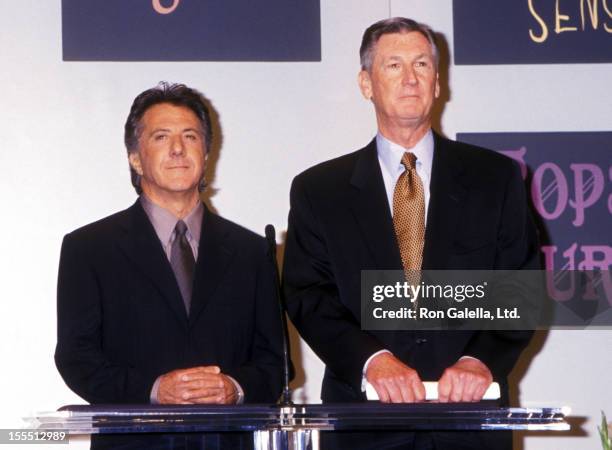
[0,1,610,449]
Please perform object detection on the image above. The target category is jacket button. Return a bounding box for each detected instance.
[415,338,427,345]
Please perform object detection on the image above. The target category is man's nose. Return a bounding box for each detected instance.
[170,136,185,156]
[402,66,418,85]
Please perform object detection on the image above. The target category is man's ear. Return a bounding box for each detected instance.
[128,152,143,176]
[358,70,373,100]
[435,72,440,99]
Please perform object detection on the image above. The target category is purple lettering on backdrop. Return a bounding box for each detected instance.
[609,166,612,214]
[542,243,578,302]
[578,263,612,306]
[457,132,612,315]
[542,243,577,271]
[532,162,569,220]
[569,164,605,227]
[543,244,612,305]
[499,147,528,180]
[578,246,612,271]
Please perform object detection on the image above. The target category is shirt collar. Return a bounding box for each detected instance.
[139,195,204,246]
[376,129,434,177]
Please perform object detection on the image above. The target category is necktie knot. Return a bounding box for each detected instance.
[401,152,417,171]
[175,220,188,237]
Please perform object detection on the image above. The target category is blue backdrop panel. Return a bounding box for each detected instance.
[62,0,321,61]
[453,0,612,64]
[457,132,611,272]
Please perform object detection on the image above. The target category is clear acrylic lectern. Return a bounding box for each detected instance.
[30,402,569,450]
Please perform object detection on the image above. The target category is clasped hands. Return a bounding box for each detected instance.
[157,366,238,405]
[366,353,492,403]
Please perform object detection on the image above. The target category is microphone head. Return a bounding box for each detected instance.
[265,224,276,242]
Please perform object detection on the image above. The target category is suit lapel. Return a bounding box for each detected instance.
[189,206,234,326]
[116,201,188,324]
[423,133,469,269]
[348,139,403,269]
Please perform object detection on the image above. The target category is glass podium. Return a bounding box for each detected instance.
[30,402,569,450]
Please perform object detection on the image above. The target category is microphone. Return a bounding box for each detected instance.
[265,224,293,406]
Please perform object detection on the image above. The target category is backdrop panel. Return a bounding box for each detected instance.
[62,0,321,61]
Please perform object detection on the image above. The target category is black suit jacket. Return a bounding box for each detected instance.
[283,133,539,402]
[55,201,284,447]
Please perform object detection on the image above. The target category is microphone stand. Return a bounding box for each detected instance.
[265,224,293,407]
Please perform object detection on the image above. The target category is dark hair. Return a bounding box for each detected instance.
[124,82,212,194]
[359,17,439,72]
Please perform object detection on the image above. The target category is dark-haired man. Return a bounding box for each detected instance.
[283,18,538,449]
[55,83,283,450]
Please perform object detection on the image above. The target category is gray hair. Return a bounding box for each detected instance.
[359,17,439,72]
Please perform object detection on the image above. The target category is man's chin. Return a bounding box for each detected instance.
[143,181,201,198]
[395,113,428,126]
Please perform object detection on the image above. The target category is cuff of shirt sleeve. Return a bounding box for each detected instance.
[459,355,480,363]
[226,375,245,404]
[150,376,162,404]
[361,349,392,392]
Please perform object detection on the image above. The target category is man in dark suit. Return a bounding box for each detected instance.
[283,18,538,449]
[55,83,284,449]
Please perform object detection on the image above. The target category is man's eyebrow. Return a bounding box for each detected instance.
[149,127,202,134]
[379,55,403,65]
[414,52,433,60]
[182,127,202,134]
[149,127,171,134]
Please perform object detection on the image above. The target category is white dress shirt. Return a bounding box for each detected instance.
[376,129,434,221]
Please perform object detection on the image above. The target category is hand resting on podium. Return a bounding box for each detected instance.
[365,353,495,403]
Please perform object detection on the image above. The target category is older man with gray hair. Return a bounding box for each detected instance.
[283,17,538,449]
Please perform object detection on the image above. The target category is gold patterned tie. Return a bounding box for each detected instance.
[393,152,425,279]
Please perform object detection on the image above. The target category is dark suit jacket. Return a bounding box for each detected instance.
[55,201,284,448]
[283,133,539,403]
